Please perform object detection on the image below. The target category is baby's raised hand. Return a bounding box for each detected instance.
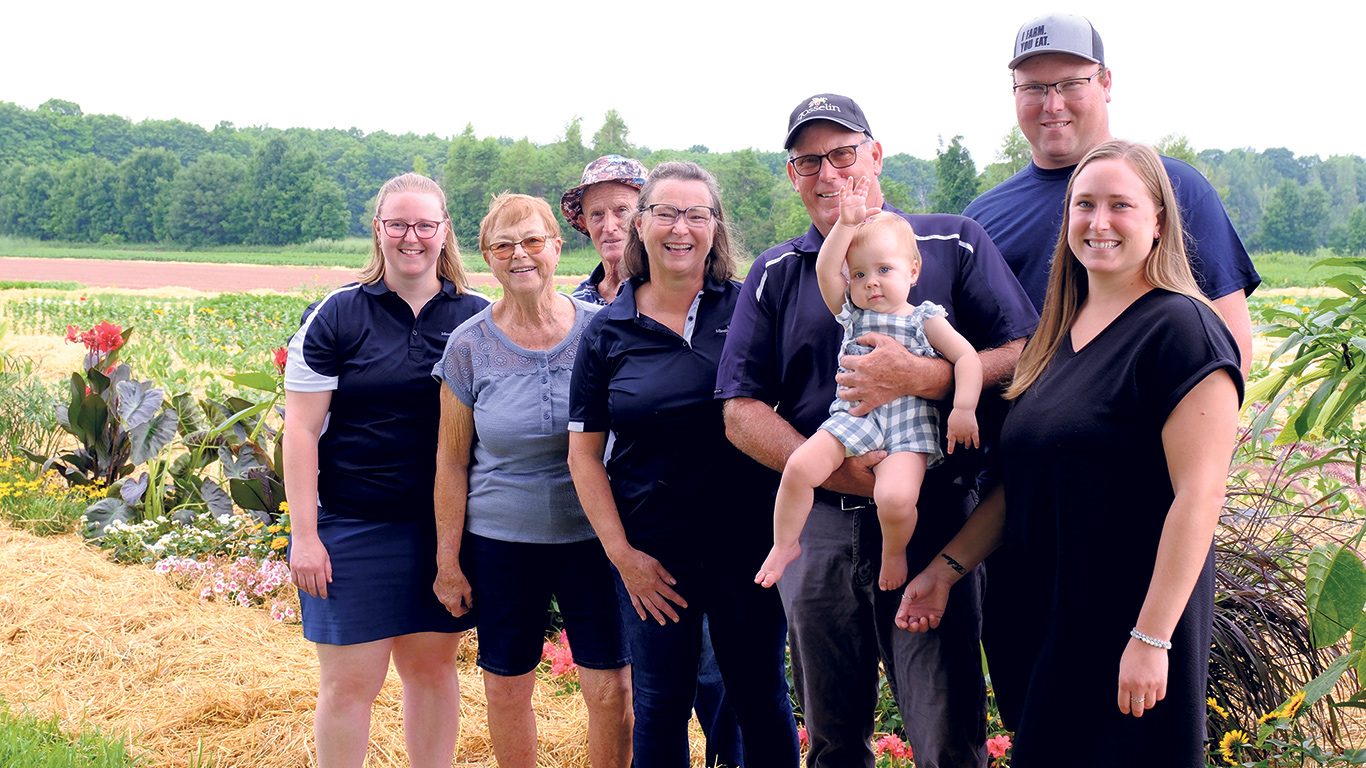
[838,176,875,227]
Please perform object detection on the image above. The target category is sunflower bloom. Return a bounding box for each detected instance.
[1220,730,1249,765]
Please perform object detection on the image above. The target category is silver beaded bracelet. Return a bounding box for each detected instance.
[1130,628,1172,650]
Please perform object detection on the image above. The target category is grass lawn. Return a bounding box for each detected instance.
[0,701,138,768]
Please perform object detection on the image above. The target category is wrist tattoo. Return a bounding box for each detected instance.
[940,553,966,575]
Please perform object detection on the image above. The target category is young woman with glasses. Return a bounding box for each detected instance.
[284,172,487,768]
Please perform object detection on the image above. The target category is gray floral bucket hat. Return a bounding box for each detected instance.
[559,154,649,235]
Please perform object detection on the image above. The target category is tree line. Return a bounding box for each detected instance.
[0,99,1362,255]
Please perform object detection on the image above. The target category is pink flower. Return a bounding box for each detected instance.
[797,727,808,747]
[540,630,577,676]
[987,734,1012,758]
[873,734,910,760]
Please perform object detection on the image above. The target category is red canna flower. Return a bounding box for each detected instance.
[272,346,288,373]
[66,322,125,355]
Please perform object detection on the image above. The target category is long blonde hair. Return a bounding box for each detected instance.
[1006,140,1214,398]
[360,173,473,292]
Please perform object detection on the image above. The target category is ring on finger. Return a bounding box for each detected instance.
[1130,696,1145,704]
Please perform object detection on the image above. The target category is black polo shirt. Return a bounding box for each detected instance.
[285,279,490,523]
[569,275,771,555]
[716,207,1039,493]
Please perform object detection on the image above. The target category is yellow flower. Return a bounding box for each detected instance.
[1208,697,1230,719]
[268,525,282,533]
[1219,730,1249,765]
[271,537,289,550]
[1284,690,1307,719]
[1281,297,1296,305]
[155,309,165,315]
[278,501,290,513]
[1262,690,1307,724]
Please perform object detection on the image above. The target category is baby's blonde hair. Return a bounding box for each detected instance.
[847,213,921,269]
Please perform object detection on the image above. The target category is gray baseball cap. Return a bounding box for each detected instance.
[1009,13,1105,69]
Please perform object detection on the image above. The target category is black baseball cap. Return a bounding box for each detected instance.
[784,94,873,149]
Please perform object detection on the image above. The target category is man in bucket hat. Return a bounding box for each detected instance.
[561,154,648,305]
[719,93,1037,768]
[963,12,1258,376]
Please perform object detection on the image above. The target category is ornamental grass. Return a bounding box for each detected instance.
[0,523,697,767]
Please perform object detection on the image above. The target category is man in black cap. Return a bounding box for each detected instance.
[718,94,1037,767]
[964,13,1259,376]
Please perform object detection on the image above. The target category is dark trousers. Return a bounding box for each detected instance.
[616,546,799,768]
[696,616,745,767]
[779,489,988,768]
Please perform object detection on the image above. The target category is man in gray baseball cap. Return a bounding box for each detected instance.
[963,13,1258,377]
[955,7,1260,734]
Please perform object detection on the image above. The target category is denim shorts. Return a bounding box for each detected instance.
[462,531,630,676]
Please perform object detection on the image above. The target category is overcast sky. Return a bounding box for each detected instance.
[5,2,1359,167]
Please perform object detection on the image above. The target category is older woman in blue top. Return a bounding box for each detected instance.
[568,161,799,767]
[285,172,488,768]
[433,193,631,768]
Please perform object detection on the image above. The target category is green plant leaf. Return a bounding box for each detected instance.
[1306,544,1366,648]
[75,391,108,449]
[222,371,279,393]
[120,472,149,506]
[83,497,136,537]
[115,379,163,427]
[173,391,210,435]
[228,477,269,514]
[1243,369,1291,407]
[201,478,233,518]
[1303,650,1361,708]
[128,409,179,465]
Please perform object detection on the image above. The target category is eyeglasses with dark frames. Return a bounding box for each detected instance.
[379,218,446,240]
[1012,69,1106,106]
[486,235,556,259]
[644,204,719,227]
[788,138,872,177]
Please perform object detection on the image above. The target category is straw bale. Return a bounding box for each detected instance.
[0,524,712,766]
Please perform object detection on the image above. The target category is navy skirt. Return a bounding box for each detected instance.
[296,508,475,645]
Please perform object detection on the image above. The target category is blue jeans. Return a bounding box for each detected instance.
[617,544,798,768]
[695,617,745,767]
[781,483,988,768]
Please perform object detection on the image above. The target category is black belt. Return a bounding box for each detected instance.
[813,489,875,511]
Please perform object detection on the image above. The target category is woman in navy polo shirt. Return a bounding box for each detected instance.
[284,173,488,768]
[568,161,799,767]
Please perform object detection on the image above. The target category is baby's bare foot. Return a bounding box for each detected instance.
[879,552,908,591]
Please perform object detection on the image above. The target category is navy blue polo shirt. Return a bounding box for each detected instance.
[569,275,772,553]
[285,279,490,523]
[963,157,1260,312]
[716,207,1039,489]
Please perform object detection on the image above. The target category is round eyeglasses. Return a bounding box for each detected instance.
[486,235,555,259]
[644,204,718,227]
[380,219,445,240]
